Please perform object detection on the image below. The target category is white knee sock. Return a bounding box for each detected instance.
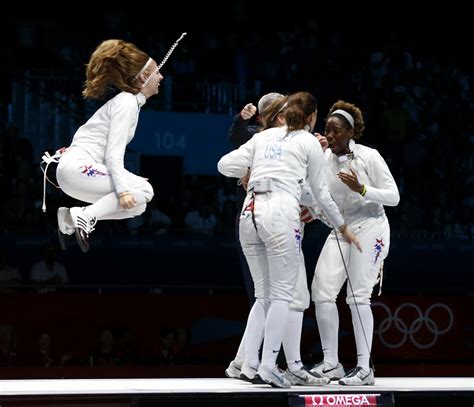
[94,203,147,220]
[243,299,267,367]
[315,302,339,367]
[282,309,304,371]
[82,190,147,221]
[261,299,289,368]
[350,304,373,371]
[233,335,246,367]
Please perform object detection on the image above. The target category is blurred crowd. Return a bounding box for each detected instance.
[0,15,472,241]
[0,10,472,375]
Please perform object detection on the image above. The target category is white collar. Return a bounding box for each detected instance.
[136,92,147,108]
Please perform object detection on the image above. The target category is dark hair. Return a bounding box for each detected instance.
[327,100,365,139]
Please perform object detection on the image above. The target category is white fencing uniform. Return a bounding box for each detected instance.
[56,92,154,220]
[310,140,399,374]
[291,225,310,311]
[219,126,344,304]
[291,183,329,311]
[218,126,344,372]
[311,140,399,305]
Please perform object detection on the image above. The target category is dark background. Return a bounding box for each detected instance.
[0,7,472,378]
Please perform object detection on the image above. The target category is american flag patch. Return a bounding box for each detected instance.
[80,165,108,177]
[373,238,384,265]
[295,228,302,252]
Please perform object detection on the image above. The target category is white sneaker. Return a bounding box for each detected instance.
[310,361,345,381]
[338,366,375,386]
[57,207,75,234]
[284,366,330,386]
[224,360,241,379]
[255,365,291,388]
[69,207,97,253]
[57,207,74,251]
[240,362,259,382]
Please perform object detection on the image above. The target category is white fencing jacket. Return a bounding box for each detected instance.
[218,126,344,229]
[69,92,146,194]
[324,140,400,225]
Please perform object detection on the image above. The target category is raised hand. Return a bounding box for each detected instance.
[240,103,257,120]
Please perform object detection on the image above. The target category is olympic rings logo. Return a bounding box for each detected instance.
[373,302,454,349]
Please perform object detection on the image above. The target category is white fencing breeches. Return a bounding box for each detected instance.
[312,216,390,305]
[56,147,154,220]
[239,192,301,303]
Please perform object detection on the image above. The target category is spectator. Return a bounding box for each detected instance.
[29,244,68,292]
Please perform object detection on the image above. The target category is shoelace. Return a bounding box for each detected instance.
[40,147,68,212]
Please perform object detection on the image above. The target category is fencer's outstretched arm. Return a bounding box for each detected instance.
[306,138,343,228]
[339,225,362,252]
[218,136,255,179]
